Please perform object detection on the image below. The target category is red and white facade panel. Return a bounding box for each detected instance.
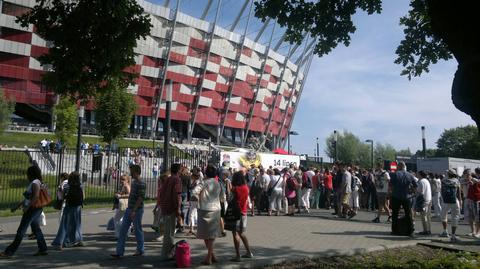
[0,0,309,141]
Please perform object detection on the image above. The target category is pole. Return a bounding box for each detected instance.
[370,140,374,170]
[163,81,172,173]
[287,133,290,154]
[421,126,426,158]
[316,137,319,163]
[333,130,338,162]
[75,106,84,172]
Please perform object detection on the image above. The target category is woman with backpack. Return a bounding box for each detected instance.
[1,165,48,258]
[52,172,85,250]
[285,168,300,216]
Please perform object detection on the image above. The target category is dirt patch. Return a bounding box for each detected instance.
[264,245,480,269]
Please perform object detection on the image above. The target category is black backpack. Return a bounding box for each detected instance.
[441,180,457,204]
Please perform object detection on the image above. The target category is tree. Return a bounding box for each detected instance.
[0,89,15,134]
[53,96,77,147]
[95,80,137,144]
[436,125,480,158]
[374,143,396,162]
[325,130,370,167]
[16,0,152,100]
[254,1,480,131]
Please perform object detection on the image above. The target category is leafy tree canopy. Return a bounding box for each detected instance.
[17,0,152,100]
[95,79,137,144]
[53,96,77,146]
[436,125,480,159]
[0,89,15,134]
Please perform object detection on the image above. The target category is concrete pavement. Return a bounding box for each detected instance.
[0,205,475,268]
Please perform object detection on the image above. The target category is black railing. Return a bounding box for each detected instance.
[0,146,220,210]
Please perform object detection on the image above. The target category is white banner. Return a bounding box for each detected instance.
[220,150,300,170]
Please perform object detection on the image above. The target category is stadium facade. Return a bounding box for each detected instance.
[0,0,314,148]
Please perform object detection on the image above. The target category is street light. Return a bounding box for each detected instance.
[75,105,85,172]
[421,126,426,159]
[316,137,320,163]
[288,130,299,154]
[333,130,338,162]
[365,139,374,170]
[163,81,173,172]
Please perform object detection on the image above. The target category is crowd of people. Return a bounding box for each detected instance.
[2,160,480,265]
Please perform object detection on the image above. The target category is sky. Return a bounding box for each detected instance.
[149,0,474,156]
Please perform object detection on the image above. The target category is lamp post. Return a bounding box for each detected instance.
[75,105,85,172]
[287,130,299,154]
[163,81,172,172]
[316,137,320,163]
[365,139,374,170]
[333,130,338,162]
[421,126,426,159]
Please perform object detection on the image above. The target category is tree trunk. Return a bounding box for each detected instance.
[427,1,480,132]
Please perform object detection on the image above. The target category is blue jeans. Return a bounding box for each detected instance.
[52,205,83,247]
[4,207,47,255]
[116,208,144,256]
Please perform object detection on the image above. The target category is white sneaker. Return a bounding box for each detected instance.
[466,232,475,237]
[155,236,164,242]
[474,234,480,239]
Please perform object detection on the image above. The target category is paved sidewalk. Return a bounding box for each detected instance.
[0,206,475,269]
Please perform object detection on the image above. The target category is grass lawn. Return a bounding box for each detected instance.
[0,131,164,149]
[265,245,480,269]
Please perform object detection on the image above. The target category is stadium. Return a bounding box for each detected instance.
[0,0,314,148]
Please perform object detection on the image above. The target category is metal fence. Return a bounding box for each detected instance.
[0,146,220,210]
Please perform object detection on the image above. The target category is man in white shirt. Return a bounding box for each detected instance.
[417,171,432,235]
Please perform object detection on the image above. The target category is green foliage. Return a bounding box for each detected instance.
[254,0,382,57]
[53,96,77,146]
[394,0,452,79]
[0,89,15,134]
[95,79,137,143]
[325,130,371,167]
[16,0,152,100]
[374,143,397,162]
[436,125,480,159]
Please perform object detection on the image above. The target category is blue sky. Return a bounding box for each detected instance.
[150,0,474,156]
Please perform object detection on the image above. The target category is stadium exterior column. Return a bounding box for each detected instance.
[188,0,223,141]
[218,0,254,145]
[242,22,277,146]
[151,0,181,140]
[277,36,312,146]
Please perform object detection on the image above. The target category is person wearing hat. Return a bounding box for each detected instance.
[439,168,462,242]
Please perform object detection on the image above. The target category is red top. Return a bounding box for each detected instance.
[159,175,182,215]
[467,182,480,201]
[233,184,249,215]
[323,173,333,190]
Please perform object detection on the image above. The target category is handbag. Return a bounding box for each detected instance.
[31,184,52,209]
[118,198,129,211]
[224,192,241,222]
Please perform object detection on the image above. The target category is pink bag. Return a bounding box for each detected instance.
[175,240,191,268]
